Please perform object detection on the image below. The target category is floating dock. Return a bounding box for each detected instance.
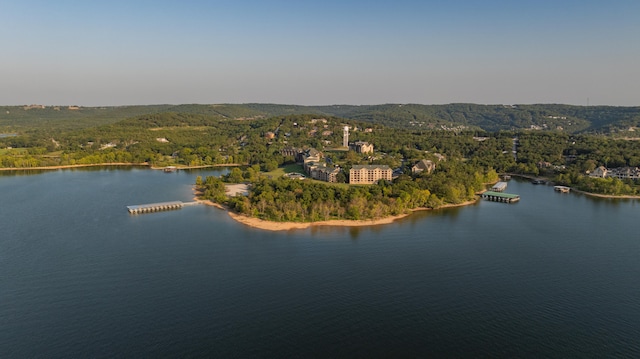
[127,201,185,214]
[491,181,508,192]
[482,191,520,203]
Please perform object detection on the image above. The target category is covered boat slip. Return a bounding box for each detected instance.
[127,201,184,214]
[491,181,508,192]
[481,191,520,203]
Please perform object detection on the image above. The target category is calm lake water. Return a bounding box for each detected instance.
[1,168,639,358]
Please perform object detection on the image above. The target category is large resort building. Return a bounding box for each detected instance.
[349,165,392,184]
[282,143,391,184]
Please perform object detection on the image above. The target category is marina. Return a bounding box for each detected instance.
[481,191,520,203]
[126,201,201,214]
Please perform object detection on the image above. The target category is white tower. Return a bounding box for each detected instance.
[343,126,349,148]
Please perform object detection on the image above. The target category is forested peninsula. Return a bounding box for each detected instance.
[195,163,496,224]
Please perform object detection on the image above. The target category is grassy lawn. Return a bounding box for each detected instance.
[0,148,28,155]
[308,179,350,189]
[264,163,304,177]
[264,163,351,189]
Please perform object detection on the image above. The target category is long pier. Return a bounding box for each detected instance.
[481,191,520,203]
[126,201,200,214]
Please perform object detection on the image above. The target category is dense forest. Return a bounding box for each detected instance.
[197,163,498,222]
[2,104,640,205]
[3,103,640,135]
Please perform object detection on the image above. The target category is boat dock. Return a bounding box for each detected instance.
[126,201,200,214]
[554,186,570,193]
[491,181,508,192]
[481,191,520,203]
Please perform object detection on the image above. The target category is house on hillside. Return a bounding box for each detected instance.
[589,166,608,178]
[412,159,435,174]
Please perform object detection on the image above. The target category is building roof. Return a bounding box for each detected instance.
[351,164,391,170]
[412,159,434,170]
[482,191,520,199]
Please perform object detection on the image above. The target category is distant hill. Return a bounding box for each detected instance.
[315,103,640,134]
[0,105,174,132]
[2,103,639,135]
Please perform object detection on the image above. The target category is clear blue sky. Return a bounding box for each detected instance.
[1,0,639,106]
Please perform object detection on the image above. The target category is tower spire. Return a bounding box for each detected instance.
[343,126,349,148]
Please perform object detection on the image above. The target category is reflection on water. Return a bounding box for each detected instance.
[1,169,639,358]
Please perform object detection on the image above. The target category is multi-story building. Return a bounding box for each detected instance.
[349,165,392,184]
[297,148,322,164]
[280,147,301,158]
[589,166,640,180]
[607,167,640,180]
[349,141,374,154]
[309,164,341,183]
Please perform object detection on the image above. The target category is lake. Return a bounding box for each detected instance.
[1,168,639,358]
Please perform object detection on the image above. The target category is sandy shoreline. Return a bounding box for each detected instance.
[195,176,639,231]
[569,188,640,199]
[194,191,478,231]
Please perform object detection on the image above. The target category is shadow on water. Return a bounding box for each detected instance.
[393,200,480,228]
[306,223,376,240]
[572,191,636,207]
[0,165,144,177]
[301,202,481,240]
[0,169,49,176]
[0,165,232,177]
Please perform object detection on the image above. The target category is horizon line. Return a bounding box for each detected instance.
[3,102,638,108]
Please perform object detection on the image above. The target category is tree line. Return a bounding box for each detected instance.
[197,161,498,222]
